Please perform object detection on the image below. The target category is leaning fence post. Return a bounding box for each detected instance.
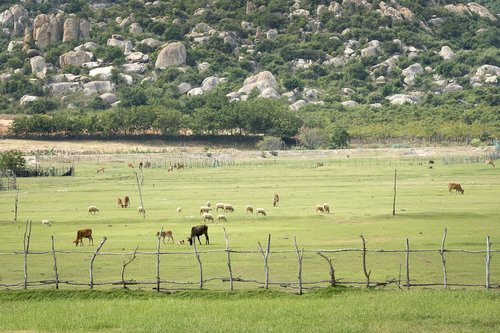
[440,228,448,288]
[293,236,304,295]
[405,238,410,289]
[192,237,203,290]
[360,234,371,288]
[51,236,59,289]
[89,237,107,289]
[23,220,32,290]
[486,235,491,290]
[156,227,162,291]
[223,228,233,290]
[258,234,271,289]
[122,246,139,289]
[317,252,336,287]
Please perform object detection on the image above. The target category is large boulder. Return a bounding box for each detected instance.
[0,4,28,35]
[178,82,192,94]
[59,50,91,68]
[129,23,143,34]
[444,3,496,21]
[126,52,149,63]
[140,38,162,48]
[63,17,80,42]
[83,81,115,95]
[48,82,82,94]
[441,83,463,93]
[20,95,39,105]
[99,93,117,104]
[89,66,114,80]
[155,42,186,69]
[360,46,379,58]
[386,94,419,105]
[121,63,146,74]
[30,56,47,78]
[238,71,279,94]
[439,46,454,60]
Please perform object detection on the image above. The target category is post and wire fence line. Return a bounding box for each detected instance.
[0,221,498,293]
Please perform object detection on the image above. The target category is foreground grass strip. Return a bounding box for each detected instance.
[0,288,499,333]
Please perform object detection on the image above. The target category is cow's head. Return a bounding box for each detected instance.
[187,236,193,245]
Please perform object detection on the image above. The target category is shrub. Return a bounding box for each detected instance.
[256,136,285,151]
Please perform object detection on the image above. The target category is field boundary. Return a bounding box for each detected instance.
[1,222,497,293]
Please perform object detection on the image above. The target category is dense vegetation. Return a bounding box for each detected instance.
[0,0,499,146]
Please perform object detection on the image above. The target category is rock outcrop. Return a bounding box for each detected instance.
[59,50,92,68]
[155,42,187,69]
[30,56,47,78]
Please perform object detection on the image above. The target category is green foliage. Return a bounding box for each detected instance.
[24,99,58,115]
[93,46,125,65]
[120,86,148,107]
[256,136,285,151]
[0,150,25,173]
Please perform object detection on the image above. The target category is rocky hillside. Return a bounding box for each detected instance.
[0,0,498,144]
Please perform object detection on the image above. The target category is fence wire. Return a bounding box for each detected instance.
[0,246,498,292]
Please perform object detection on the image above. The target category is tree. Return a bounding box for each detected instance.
[330,126,350,149]
[0,150,26,173]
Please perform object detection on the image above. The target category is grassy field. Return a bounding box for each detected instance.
[0,288,499,333]
[0,148,499,290]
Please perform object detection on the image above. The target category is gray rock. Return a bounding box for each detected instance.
[89,66,114,80]
[25,49,41,58]
[201,76,221,91]
[99,93,117,104]
[59,50,91,68]
[266,29,278,40]
[439,46,454,60]
[259,87,280,98]
[402,63,424,79]
[155,42,187,69]
[30,56,47,78]
[7,40,23,52]
[187,87,204,96]
[360,45,378,58]
[129,23,143,34]
[386,94,419,105]
[178,83,192,94]
[289,100,307,111]
[238,71,279,94]
[341,100,359,107]
[121,63,146,74]
[441,83,463,93]
[303,88,319,102]
[140,38,162,48]
[126,52,149,63]
[83,81,115,95]
[20,95,39,105]
[48,82,82,94]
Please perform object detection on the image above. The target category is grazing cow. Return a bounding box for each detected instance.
[448,183,464,194]
[217,214,227,222]
[486,160,495,167]
[156,230,174,244]
[200,206,212,214]
[167,166,174,172]
[128,163,134,168]
[203,213,214,223]
[323,204,330,213]
[175,240,185,245]
[73,228,93,246]
[246,206,254,214]
[88,206,99,214]
[138,206,146,214]
[215,203,225,212]
[315,205,325,213]
[223,204,234,213]
[139,161,143,169]
[256,208,266,216]
[96,167,104,173]
[188,225,209,245]
[124,196,130,208]
[175,163,185,170]
[117,198,124,208]
[273,193,279,207]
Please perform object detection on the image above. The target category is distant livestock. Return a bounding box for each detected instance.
[41,219,51,226]
[96,167,104,173]
[200,206,212,214]
[246,206,254,214]
[223,204,234,212]
[273,193,279,207]
[117,198,124,208]
[138,206,146,214]
[215,203,225,212]
[128,163,134,168]
[175,240,185,245]
[315,205,325,213]
[124,196,130,208]
[188,225,209,245]
[157,230,174,244]
[485,160,495,167]
[73,228,93,246]
[448,183,464,194]
[176,207,182,214]
[217,214,227,222]
[203,213,214,223]
[88,206,99,214]
[256,208,266,216]
[323,204,330,213]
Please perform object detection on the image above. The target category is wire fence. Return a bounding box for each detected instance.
[0,223,498,293]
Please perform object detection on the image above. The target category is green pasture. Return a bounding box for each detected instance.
[0,289,499,333]
[0,153,499,290]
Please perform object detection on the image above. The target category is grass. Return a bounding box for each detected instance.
[0,288,499,332]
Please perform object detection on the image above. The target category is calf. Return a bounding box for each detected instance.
[486,160,495,167]
[73,228,93,246]
[124,196,130,208]
[117,198,124,208]
[156,230,174,244]
[448,183,464,194]
[188,225,209,245]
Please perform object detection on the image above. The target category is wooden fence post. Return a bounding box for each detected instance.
[89,237,107,289]
[317,252,336,287]
[392,169,397,216]
[51,235,59,289]
[122,246,138,289]
[405,238,410,289]
[360,234,371,288]
[440,228,448,288]
[134,171,145,219]
[486,235,491,290]
[23,220,32,289]
[293,236,304,295]
[192,237,203,290]
[156,227,162,291]
[223,228,233,290]
[258,234,271,289]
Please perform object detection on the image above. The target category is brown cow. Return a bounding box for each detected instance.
[273,193,279,207]
[448,183,464,194]
[124,196,130,208]
[175,163,185,170]
[117,198,124,208]
[486,160,495,167]
[73,228,93,246]
[157,230,174,244]
[96,167,104,173]
[127,163,134,168]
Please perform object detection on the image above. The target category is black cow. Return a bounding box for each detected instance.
[188,225,209,245]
